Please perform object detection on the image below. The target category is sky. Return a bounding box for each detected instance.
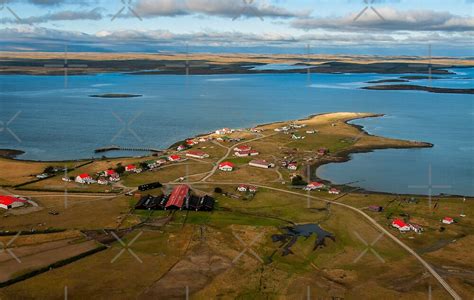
[0,0,473,56]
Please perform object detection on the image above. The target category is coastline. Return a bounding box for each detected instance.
[0,112,439,196]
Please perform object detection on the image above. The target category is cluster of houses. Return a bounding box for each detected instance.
[274,123,307,133]
[391,216,455,233]
[391,218,424,233]
[234,145,259,157]
[0,195,27,210]
[282,160,298,171]
[237,184,258,193]
[304,181,341,195]
[134,184,215,211]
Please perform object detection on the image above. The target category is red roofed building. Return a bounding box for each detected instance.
[0,195,26,210]
[75,173,92,184]
[305,182,325,190]
[234,145,252,152]
[391,218,410,232]
[165,185,190,210]
[105,169,116,176]
[328,188,341,195]
[125,164,136,172]
[168,155,182,162]
[442,217,454,224]
[219,161,234,172]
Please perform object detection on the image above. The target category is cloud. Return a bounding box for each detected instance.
[2,8,104,24]
[292,8,474,32]
[132,0,307,19]
[1,26,472,52]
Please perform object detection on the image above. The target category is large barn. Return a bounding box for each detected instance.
[165,185,190,210]
[0,195,26,210]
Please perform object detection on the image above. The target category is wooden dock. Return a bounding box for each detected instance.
[95,145,165,153]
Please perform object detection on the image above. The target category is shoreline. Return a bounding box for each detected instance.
[0,112,449,197]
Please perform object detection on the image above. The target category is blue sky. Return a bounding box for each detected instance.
[0,0,473,56]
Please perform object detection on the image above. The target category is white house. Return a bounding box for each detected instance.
[328,188,341,195]
[75,173,93,184]
[392,219,411,232]
[442,217,454,225]
[219,162,235,172]
[287,162,298,170]
[237,185,248,192]
[305,182,325,191]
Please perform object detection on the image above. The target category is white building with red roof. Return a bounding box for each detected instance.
[75,173,93,184]
[234,145,251,152]
[442,217,454,224]
[125,164,136,172]
[305,182,325,191]
[287,162,298,170]
[391,218,410,232]
[219,161,234,172]
[186,151,209,159]
[237,184,248,192]
[168,155,182,162]
[0,195,26,210]
[328,188,341,195]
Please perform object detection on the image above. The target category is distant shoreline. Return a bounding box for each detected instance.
[362,84,474,94]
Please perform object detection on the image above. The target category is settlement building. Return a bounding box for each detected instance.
[0,195,26,210]
[186,151,209,159]
[165,185,190,210]
[248,160,275,169]
[391,218,411,232]
[235,150,259,157]
[305,182,325,191]
[219,162,235,172]
[168,155,182,162]
[75,173,93,184]
[328,188,341,195]
[442,217,454,224]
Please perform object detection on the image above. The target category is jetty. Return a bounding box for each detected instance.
[95,145,165,153]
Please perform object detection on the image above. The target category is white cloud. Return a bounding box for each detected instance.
[292,7,474,32]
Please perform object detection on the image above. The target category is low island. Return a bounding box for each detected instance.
[89,93,142,98]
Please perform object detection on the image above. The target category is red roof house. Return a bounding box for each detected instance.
[165,185,190,210]
[442,217,454,224]
[219,161,235,171]
[0,195,26,210]
[391,218,410,232]
[168,155,182,162]
[106,169,116,176]
[234,145,252,152]
[125,164,136,172]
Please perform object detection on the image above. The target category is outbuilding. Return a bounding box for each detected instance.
[249,160,275,169]
[186,151,209,159]
[0,195,26,210]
